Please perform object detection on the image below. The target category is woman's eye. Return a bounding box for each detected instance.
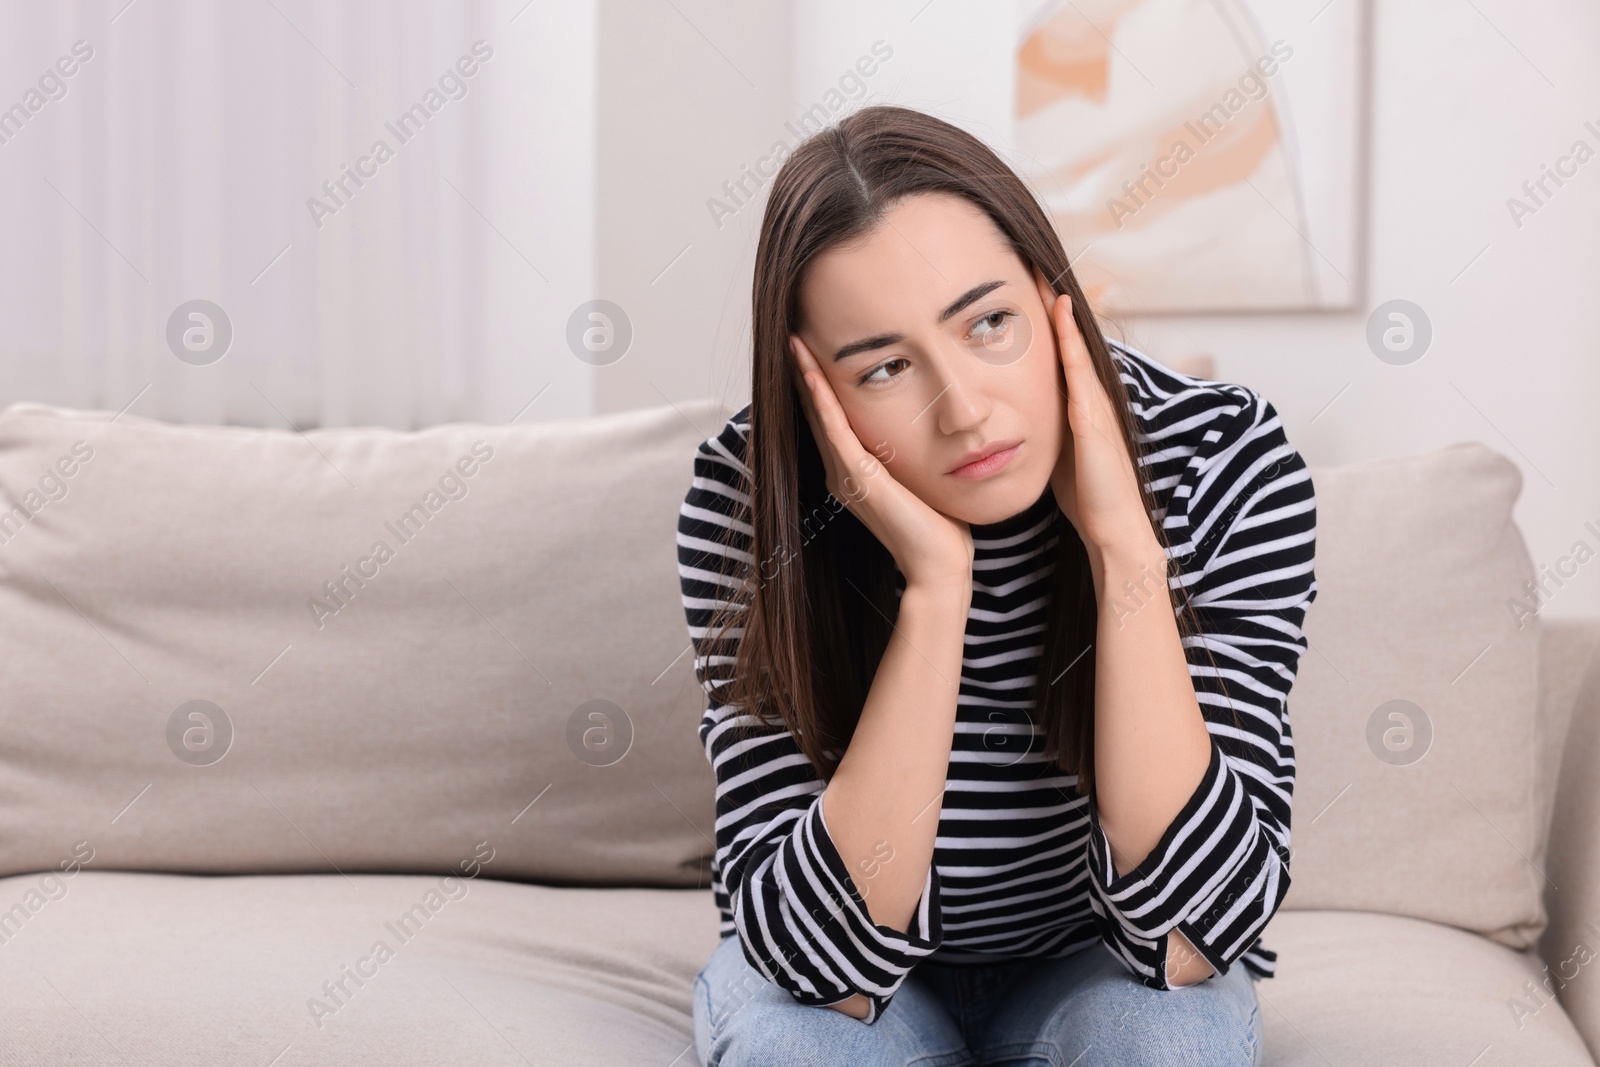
[971,309,1015,343]
[860,358,909,385]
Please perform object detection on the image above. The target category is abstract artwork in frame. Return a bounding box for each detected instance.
[1013,0,1367,314]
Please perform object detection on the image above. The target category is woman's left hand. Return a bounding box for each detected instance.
[1034,276,1157,558]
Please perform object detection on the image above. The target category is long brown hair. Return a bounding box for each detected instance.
[703,104,1220,800]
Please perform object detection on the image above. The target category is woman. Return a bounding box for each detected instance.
[676,104,1317,1066]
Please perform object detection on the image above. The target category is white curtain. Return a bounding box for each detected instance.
[0,0,594,429]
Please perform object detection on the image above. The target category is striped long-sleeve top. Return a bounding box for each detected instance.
[675,339,1318,1024]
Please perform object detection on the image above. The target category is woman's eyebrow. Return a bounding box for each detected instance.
[938,279,1007,323]
[831,279,1009,363]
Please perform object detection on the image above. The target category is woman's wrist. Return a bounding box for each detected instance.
[1086,528,1168,603]
[903,573,973,608]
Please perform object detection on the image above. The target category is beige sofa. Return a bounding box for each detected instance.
[0,396,1595,1066]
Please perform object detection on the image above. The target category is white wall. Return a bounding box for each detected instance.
[594,0,792,426]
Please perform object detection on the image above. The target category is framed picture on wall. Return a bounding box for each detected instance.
[1014,0,1368,314]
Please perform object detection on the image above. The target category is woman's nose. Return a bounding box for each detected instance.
[925,358,990,436]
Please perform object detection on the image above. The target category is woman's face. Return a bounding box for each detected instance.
[793,191,1068,526]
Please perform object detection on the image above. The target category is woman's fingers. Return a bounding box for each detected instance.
[793,335,868,461]
[788,335,972,587]
[1053,293,1093,383]
[1051,295,1120,443]
[791,334,834,420]
[1052,293,1098,416]
[789,337,822,432]
[790,335,849,497]
[792,333,892,511]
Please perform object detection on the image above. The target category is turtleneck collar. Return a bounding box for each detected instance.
[969,484,1059,545]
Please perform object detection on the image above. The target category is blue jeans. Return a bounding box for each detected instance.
[692,934,1264,1066]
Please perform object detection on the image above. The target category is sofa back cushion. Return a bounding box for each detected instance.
[1285,443,1549,949]
[0,399,737,888]
[0,400,1559,953]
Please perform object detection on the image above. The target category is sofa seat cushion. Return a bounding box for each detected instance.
[1261,910,1595,1065]
[7,872,1595,1065]
[0,871,724,1066]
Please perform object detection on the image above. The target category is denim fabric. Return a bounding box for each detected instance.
[692,934,1263,1066]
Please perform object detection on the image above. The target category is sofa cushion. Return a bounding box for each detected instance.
[1541,617,1600,1061]
[0,870,724,1065]
[1282,443,1549,951]
[4,874,1591,1066]
[1261,910,1594,1065]
[0,398,735,887]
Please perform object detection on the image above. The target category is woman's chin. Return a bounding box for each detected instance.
[929,470,1050,527]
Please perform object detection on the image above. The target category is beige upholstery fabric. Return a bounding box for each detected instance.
[1541,618,1600,1059]
[2,397,1596,1065]
[1262,910,1594,1065]
[2,873,1592,1066]
[0,871,724,1065]
[0,399,737,888]
[1284,444,1548,950]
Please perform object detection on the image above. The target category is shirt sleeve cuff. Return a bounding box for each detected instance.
[1085,739,1288,989]
[805,794,943,1021]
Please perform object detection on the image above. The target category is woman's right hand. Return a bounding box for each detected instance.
[790,334,974,594]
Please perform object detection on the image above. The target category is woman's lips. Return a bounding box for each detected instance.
[948,443,1020,480]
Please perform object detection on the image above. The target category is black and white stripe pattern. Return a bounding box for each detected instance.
[676,339,1318,1024]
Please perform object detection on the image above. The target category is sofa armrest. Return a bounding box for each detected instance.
[1540,616,1600,1061]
